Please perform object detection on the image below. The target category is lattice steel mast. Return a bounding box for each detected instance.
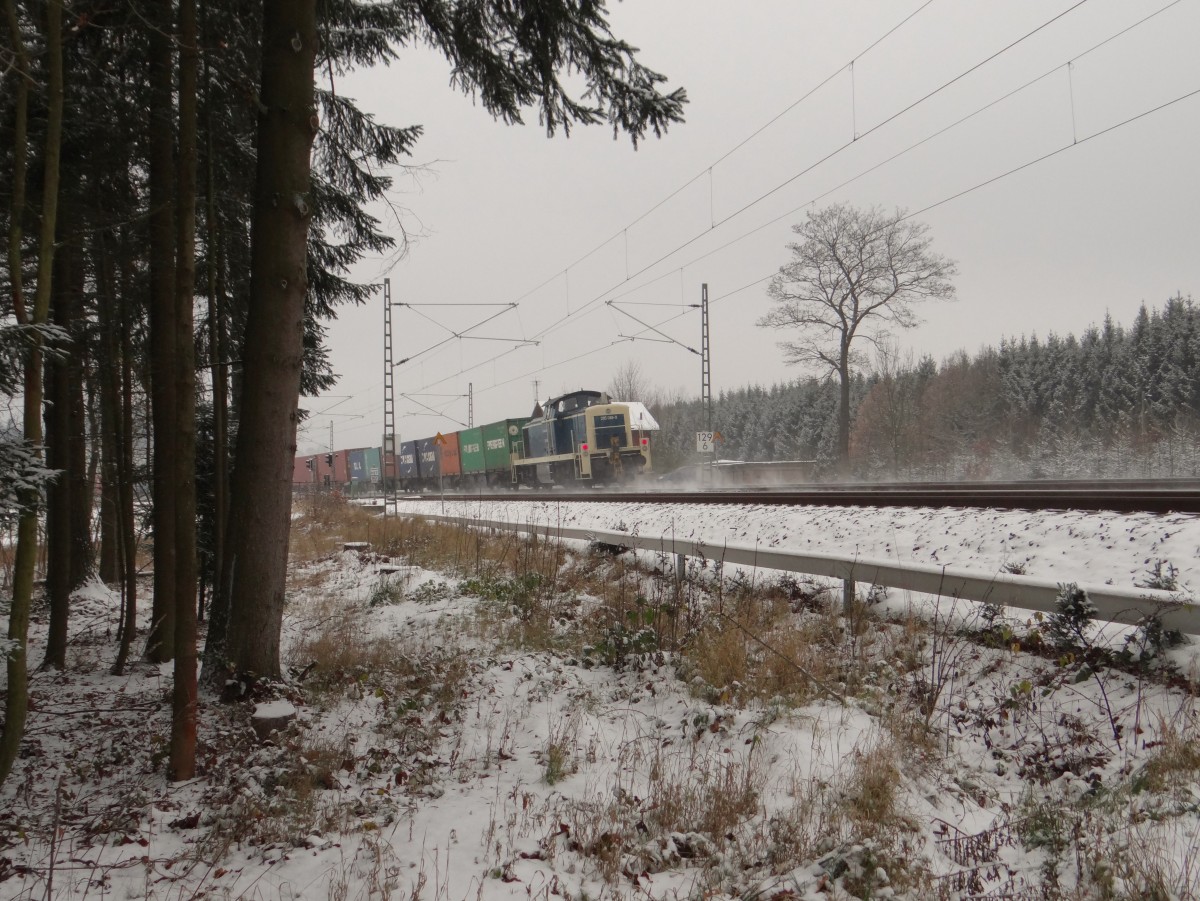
[701,283,711,431]
[382,278,396,516]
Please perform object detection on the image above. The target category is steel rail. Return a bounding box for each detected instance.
[410,512,1199,635]
[399,480,1200,514]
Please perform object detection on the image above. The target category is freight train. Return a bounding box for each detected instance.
[293,390,655,494]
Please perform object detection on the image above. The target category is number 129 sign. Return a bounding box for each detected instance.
[696,431,715,453]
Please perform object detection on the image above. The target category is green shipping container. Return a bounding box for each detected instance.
[458,427,485,475]
[364,446,382,483]
[481,419,528,471]
[458,419,528,480]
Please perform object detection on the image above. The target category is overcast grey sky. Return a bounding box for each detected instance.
[299,0,1200,454]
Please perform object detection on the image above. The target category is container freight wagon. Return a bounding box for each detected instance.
[416,437,441,486]
[364,446,382,486]
[293,454,316,486]
[517,390,649,486]
[458,427,485,484]
[459,419,528,487]
[347,448,369,495]
[438,432,462,483]
[313,452,335,488]
[381,446,396,487]
[397,440,420,489]
[291,453,340,492]
[332,450,351,487]
[381,437,397,489]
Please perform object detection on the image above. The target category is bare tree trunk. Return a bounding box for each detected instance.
[170,0,200,781]
[98,425,119,585]
[67,251,91,592]
[96,238,122,600]
[211,0,317,680]
[837,350,852,474]
[1,0,63,786]
[42,241,73,669]
[111,245,139,675]
[203,52,228,627]
[44,228,91,671]
[145,10,178,663]
[97,228,137,675]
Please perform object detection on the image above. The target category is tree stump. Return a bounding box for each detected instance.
[251,699,297,740]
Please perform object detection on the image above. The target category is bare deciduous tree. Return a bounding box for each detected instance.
[759,203,956,470]
[607,358,652,404]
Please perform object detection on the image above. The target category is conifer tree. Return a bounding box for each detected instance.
[214,0,687,680]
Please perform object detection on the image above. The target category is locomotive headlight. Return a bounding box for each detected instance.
[581,443,589,451]
[641,438,648,445]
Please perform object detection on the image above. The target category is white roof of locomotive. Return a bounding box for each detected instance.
[616,401,660,431]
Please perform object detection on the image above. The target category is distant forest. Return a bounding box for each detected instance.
[648,295,1200,479]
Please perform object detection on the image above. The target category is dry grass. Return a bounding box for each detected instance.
[1134,725,1200,797]
[680,587,909,711]
[562,737,765,883]
[290,494,380,562]
[1111,817,1200,900]
[540,714,580,786]
[844,739,907,839]
[285,587,471,712]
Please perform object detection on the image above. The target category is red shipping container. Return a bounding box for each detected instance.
[439,432,462,478]
[314,451,334,485]
[292,455,315,484]
[333,449,351,486]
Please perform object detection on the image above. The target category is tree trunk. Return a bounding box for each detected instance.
[67,244,91,592]
[98,423,119,585]
[42,240,74,670]
[203,51,228,627]
[64,231,91,596]
[203,223,233,644]
[1,0,63,787]
[145,11,178,663]
[170,0,200,782]
[95,234,124,625]
[211,0,317,680]
[111,242,139,676]
[838,350,852,474]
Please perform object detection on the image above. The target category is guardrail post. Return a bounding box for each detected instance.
[674,553,686,605]
[842,578,855,615]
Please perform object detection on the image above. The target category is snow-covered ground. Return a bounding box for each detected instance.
[1,500,1199,900]
[394,496,1200,594]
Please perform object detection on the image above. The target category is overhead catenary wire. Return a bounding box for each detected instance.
[384,0,943,373]
[606,303,701,355]
[506,0,1191,328]
[414,0,1108,378]
[509,0,1103,348]
[593,0,1190,314]
[331,0,1187,441]
[410,80,1200,402]
[394,303,521,367]
[399,392,468,427]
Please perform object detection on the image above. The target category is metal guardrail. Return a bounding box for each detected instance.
[409,512,1200,635]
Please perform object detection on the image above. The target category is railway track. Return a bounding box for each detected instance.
[397,479,1200,514]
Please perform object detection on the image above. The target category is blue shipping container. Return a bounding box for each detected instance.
[398,440,420,480]
[348,448,367,482]
[417,437,441,480]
